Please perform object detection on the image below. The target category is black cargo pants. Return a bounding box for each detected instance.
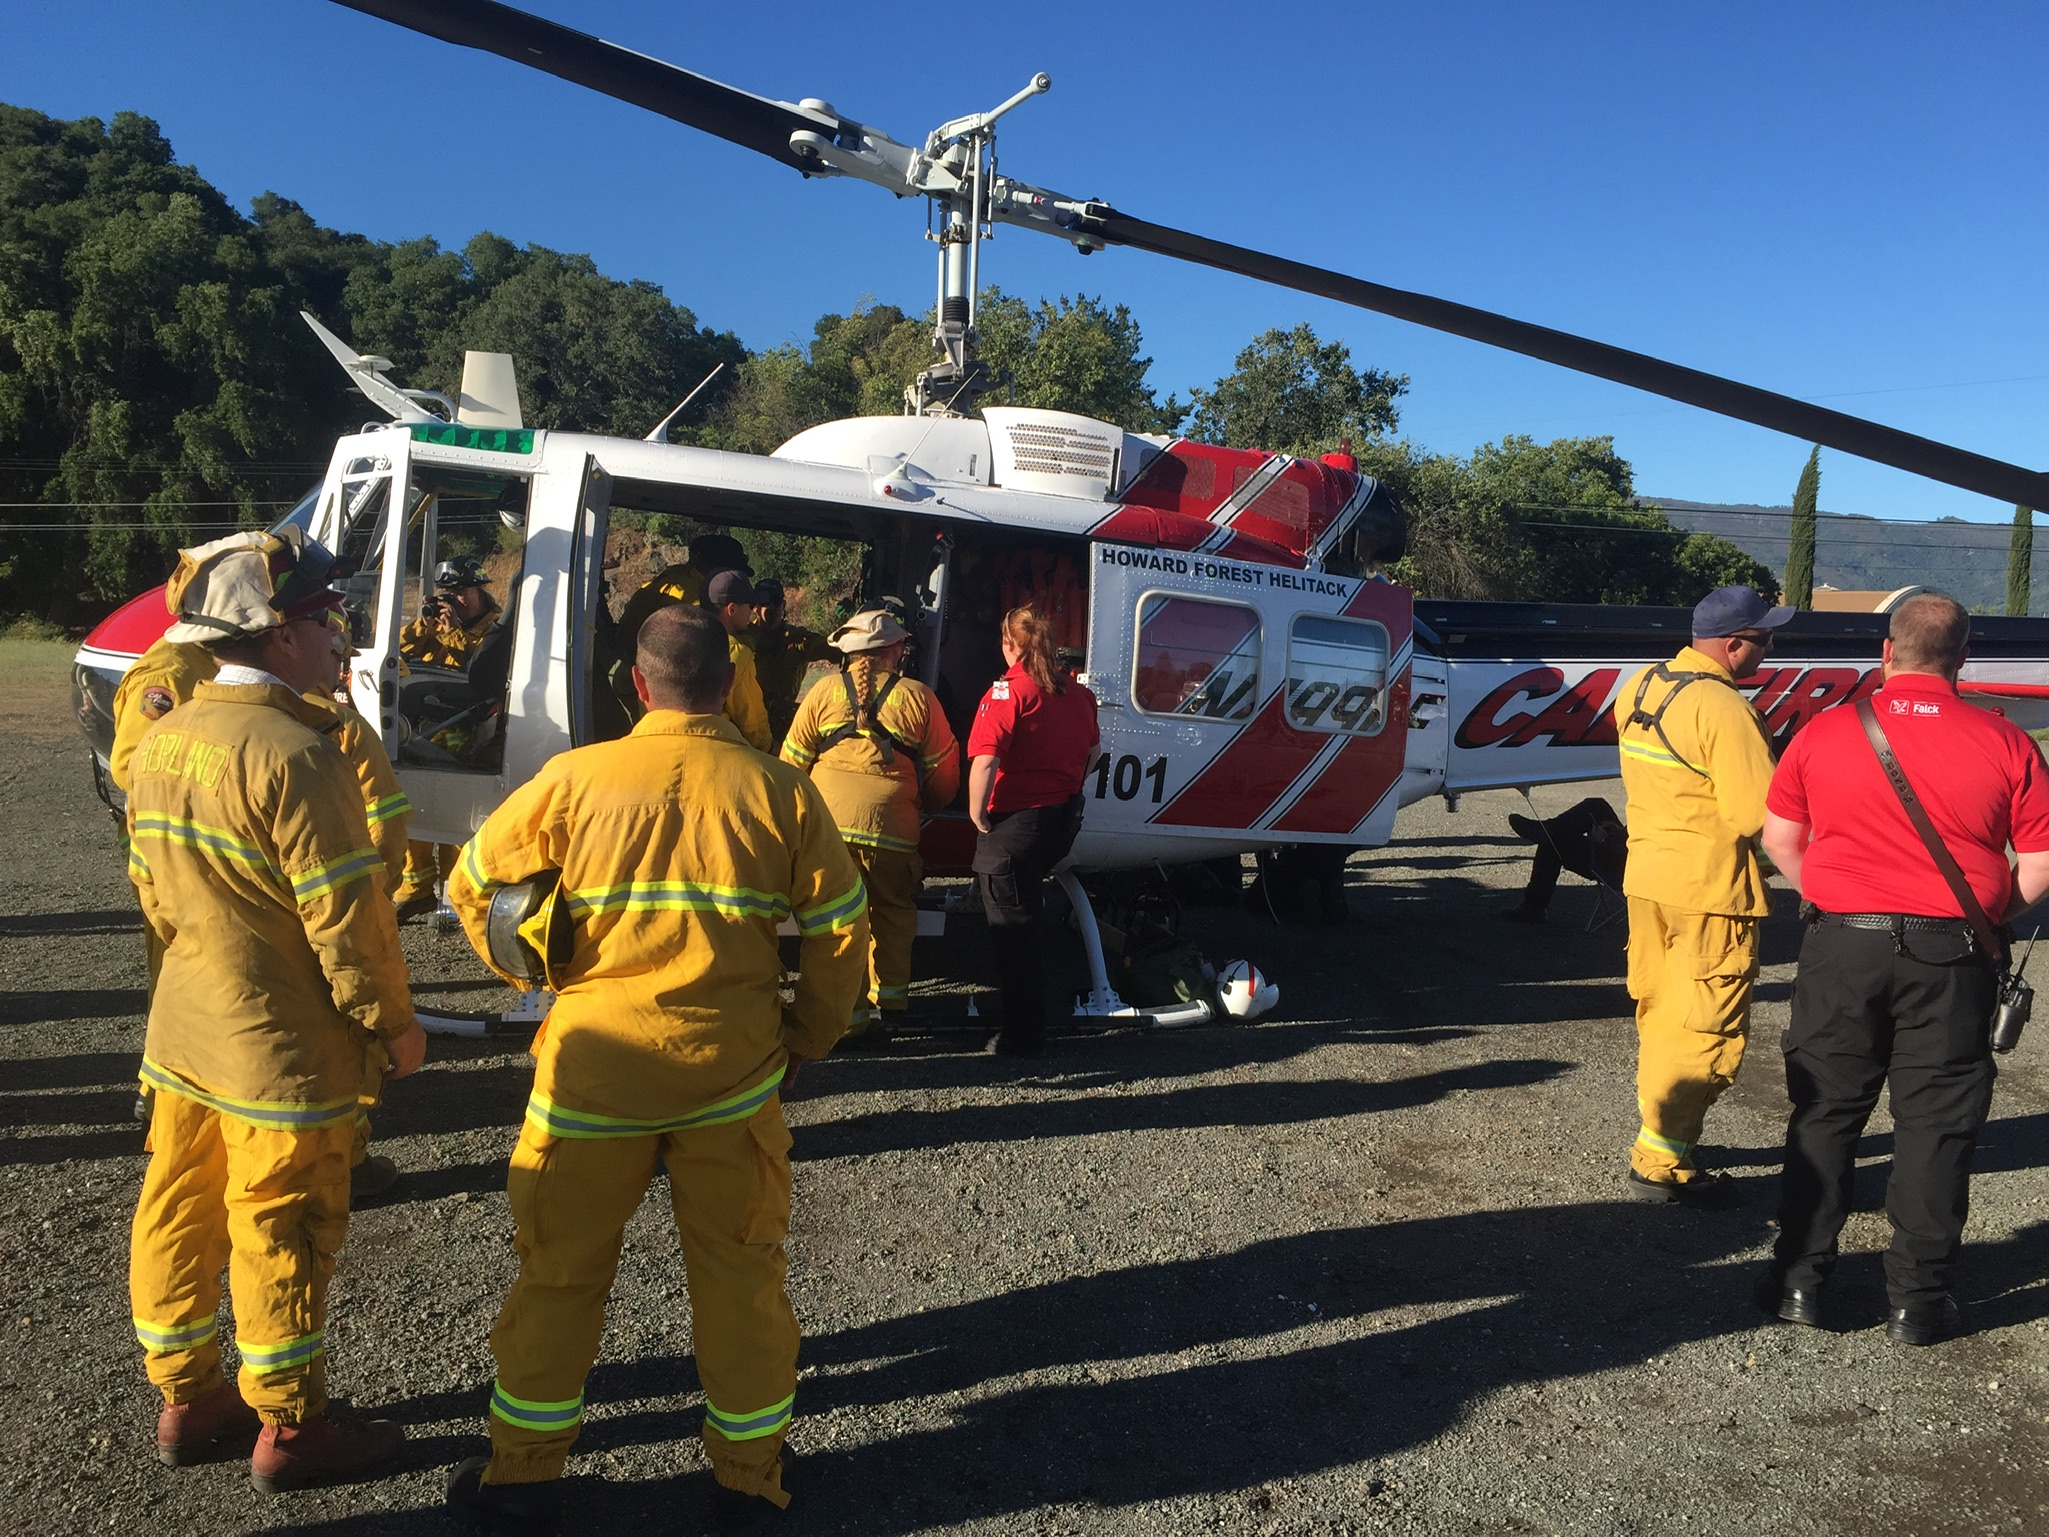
[972,796,1085,1049]
[1772,919,1997,1306]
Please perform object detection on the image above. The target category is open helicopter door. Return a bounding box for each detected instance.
[1078,547,1415,868]
[324,430,415,746]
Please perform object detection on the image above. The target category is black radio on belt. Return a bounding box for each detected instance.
[1992,931,2036,1055]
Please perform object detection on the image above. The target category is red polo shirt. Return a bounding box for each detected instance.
[967,664,1100,813]
[1767,672,2049,917]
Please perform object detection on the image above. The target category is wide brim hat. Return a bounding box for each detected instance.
[830,608,910,654]
[162,527,348,644]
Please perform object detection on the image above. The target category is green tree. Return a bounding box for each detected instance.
[0,106,338,618]
[1186,324,1406,455]
[1784,445,1820,607]
[2008,504,2033,617]
[975,291,1182,431]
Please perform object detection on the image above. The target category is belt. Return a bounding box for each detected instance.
[1814,911,1972,935]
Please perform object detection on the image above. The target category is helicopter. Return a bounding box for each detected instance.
[69,0,2049,1030]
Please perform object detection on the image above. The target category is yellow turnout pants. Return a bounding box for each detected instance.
[398,840,460,896]
[850,844,921,1031]
[483,1099,800,1505]
[129,1089,352,1422]
[1624,897,1759,1182]
[351,1039,387,1168]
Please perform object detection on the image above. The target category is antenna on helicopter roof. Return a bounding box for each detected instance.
[644,362,728,443]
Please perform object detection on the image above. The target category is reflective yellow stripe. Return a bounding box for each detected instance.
[460,834,498,894]
[490,1382,584,1431]
[139,1057,357,1132]
[240,1331,324,1374]
[134,1315,216,1353]
[1619,738,1702,774]
[563,880,791,923]
[366,791,412,824]
[525,1068,785,1139]
[127,844,152,881]
[795,879,867,936]
[1636,1125,1691,1156]
[291,847,382,902]
[839,828,919,853]
[129,814,279,880]
[780,742,817,766]
[705,1391,794,1441]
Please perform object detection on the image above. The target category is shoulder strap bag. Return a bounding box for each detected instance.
[1856,699,2031,1051]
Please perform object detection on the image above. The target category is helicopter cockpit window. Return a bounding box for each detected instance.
[391,467,528,774]
[1285,613,1389,735]
[1131,594,1261,721]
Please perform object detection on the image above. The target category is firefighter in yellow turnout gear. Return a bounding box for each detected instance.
[124,529,426,1491]
[394,555,501,917]
[782,607,960,1043]
[1613,585,1790,1205]
[444,604,868,1533]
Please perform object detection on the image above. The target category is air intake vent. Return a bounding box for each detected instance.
[983,407,1123,501]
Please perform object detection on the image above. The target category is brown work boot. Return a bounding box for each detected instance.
[249,1411,405,1494]
[155,1380,260,1467]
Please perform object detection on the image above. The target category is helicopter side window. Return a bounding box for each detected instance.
[1131,594,1261,722]
[1285,613,1389,735]
[392,468,528,774]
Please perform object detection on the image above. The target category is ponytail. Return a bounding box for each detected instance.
[843,640,905,729]
[1002,604,1062,695]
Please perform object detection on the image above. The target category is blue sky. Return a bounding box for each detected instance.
[6,1,2045,529]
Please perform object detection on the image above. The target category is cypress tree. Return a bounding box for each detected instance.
[2009,505,2034,616]
[1784,446,1820,608]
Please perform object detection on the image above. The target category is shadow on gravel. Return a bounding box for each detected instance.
[0,985,146,1025]
[1697,1109,2049,1183]
[0,1127,140,1165]
[796,1059,1572,1161]
[0,907,140,937]
[0,1049,141,1091]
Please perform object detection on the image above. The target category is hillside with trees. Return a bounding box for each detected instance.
[4,103,1771,628]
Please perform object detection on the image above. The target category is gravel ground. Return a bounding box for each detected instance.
[3,643,2047,1536]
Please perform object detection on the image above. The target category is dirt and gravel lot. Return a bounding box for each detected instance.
[3,638,2046,1536]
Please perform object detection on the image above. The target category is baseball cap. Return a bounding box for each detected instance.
[753,577,785,606]
[1692,585,1796,639]
[703,569,755,608]
[163,527,349,645]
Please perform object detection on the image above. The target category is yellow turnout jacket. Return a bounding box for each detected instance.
[447,711,869,1134]
[125,682,419,1128]
[320,698,412,892]
[1613,645,1777,917]
[726,637,773,752]
[110,638,217,793]
[781,669,961,854]
[398,597,500,671]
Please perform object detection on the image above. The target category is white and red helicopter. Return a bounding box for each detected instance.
[69,0,2049,1030]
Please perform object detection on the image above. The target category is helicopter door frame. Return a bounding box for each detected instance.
[338,430,415,745]
[566,455,612,745]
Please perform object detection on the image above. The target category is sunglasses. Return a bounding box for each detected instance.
[1729,630,1775,650]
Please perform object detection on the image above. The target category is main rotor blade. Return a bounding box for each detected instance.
[1088,209,2049,511]
[329,0,834,172]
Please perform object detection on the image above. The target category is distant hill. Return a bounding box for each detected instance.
[1649,498,2032,614]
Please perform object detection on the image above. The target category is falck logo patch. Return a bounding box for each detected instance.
[989,680,1011,701]
[139,687,177,721]
[1888,698,1942,717]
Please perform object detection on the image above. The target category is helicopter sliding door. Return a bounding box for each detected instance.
[1078,544,1415,865]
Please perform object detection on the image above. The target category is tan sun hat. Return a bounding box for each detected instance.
[829,608,910,654]
[162,527,348,645]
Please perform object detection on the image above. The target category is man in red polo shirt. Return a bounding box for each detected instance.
[1759,593,2049,1345]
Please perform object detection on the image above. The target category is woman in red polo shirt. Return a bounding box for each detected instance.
[967,605,1100,1056]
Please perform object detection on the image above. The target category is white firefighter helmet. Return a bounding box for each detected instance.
[1216,959,1279,1021]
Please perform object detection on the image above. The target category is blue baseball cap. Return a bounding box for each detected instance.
[1692,585,1796,638]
